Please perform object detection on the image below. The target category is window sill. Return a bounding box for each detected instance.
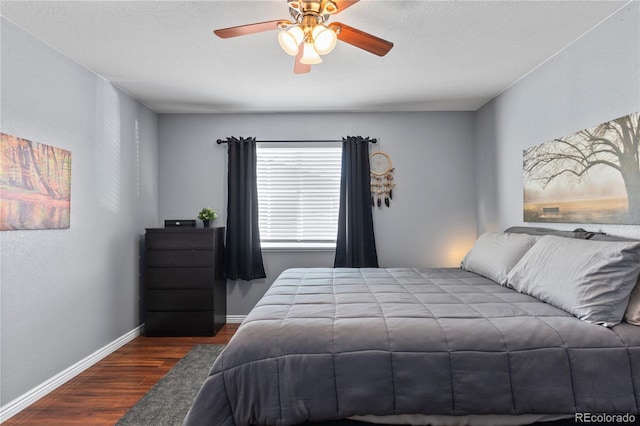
[261,242,336,252]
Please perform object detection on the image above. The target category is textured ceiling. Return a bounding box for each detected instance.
[0,0,629,113]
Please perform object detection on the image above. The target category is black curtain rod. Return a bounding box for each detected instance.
[216,138,377,144]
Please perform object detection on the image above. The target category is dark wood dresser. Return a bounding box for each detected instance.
[144,227,226,336]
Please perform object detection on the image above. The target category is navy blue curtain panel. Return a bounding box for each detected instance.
[334,136,379,268]
[224,137,266,280]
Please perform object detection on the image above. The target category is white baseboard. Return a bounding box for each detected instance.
[0,324,144,423]
[1,317,245,421]
[226,315,246,324]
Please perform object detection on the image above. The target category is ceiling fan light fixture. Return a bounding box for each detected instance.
[278,26,304,55]
[312,24,337,55]
[300,42,323,64]
[213,0,395,73]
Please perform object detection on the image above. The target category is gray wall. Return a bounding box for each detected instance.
[158,112,478,315]
[3,0,639,412]
[0,18,159,405]
[475,1,640,239]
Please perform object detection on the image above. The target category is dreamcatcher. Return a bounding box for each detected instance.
[370,151,395,207]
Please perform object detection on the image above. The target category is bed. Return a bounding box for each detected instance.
[184,230,640,426]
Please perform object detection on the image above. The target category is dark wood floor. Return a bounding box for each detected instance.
[4,323,585,426]
[2,323,239,426]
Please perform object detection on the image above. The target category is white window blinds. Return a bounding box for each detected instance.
[256,145,342,247]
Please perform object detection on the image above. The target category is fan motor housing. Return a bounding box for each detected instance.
[288,0,338,23]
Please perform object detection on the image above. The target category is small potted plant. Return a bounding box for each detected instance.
[197,207,218,228]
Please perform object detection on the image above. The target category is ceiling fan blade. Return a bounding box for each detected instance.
[294,41,311,74]
[214,20,290,39]
[330,22,393,56]
[330,0,359,14]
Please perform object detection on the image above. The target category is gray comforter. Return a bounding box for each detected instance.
[184,268,640,425]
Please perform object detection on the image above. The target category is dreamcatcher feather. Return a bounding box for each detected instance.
[370,151,395,208]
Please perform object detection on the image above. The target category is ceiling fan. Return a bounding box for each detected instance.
[213,0,394,74]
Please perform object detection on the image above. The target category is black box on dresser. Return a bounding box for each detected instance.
[144,227,226,336]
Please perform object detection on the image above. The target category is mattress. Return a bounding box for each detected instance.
[184,267,640,425]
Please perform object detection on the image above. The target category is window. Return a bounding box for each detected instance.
[256,144,342,248]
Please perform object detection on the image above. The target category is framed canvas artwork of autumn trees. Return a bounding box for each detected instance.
[1,133,72,230]
[523,112,640,225]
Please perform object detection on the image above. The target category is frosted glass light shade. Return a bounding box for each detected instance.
[312,25,337,55]
[278,26,304,56]
[300,42,323,64]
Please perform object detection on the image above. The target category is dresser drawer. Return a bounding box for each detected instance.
[146,289,213,311]
[143,227,226,336]
[145,311,215,336]
[145,267,216,289]
[146,249,214,267]
[145,229,214,250]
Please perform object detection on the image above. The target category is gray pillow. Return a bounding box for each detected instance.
[589,233,639,242]
[461,232,538,285]
[589,233,640,325]
[504,226,591,239]
[625,277,640,325]
[507,235,640,327]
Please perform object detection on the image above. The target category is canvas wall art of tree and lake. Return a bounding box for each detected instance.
[1,133,71,230]
[523,112,639,225]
